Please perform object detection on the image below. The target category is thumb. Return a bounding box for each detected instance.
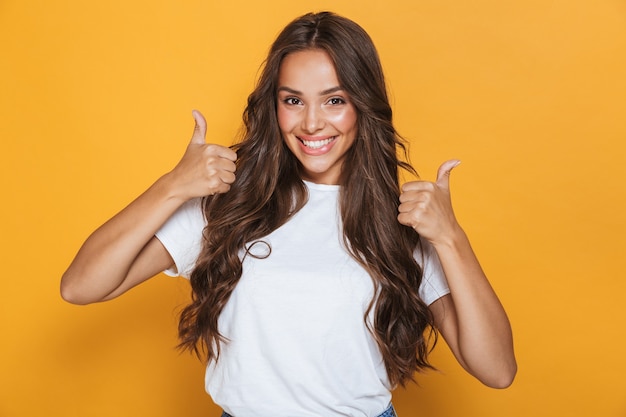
[436,159,461,190]
[190,109,207,145]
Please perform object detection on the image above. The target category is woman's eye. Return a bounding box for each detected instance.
[284,97,302,105]
[328,97,345,105]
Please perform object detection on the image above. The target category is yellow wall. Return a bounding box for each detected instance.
[2,0,625,416]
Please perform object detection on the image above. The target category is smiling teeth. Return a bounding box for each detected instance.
[301,137,335,149]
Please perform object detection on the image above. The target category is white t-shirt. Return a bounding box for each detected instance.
[156,181,450,417]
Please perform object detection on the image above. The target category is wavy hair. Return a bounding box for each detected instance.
[178,11,437,387]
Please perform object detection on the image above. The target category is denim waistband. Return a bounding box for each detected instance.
[377,403,397,417]
[221,403,397,417]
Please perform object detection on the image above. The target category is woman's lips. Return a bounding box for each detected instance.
[297,135,337,154]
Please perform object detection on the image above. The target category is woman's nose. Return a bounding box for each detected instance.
[302,105,325,133]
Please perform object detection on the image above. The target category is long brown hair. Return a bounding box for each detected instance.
[178,11,437,387]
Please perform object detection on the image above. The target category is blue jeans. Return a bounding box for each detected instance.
[221,402,397,417]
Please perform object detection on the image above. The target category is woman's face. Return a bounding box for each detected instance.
[276,49,358,185]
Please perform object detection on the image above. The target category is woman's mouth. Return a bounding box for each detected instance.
[299,136,337,149]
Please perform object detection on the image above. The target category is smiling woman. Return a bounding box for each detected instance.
[276,49,358,184]
[60,11,515,417]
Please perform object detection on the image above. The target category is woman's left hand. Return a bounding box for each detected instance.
[397,159,462,245]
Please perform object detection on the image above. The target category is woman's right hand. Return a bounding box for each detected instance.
[166,110,237,201]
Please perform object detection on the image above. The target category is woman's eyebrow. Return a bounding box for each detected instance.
[277,86,344,95]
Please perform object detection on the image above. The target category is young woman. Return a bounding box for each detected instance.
[61,11,516,417]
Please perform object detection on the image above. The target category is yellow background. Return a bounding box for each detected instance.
[2,0,625,416]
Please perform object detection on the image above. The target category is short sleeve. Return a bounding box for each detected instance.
[154,198,205,278]
[416,238,451,306]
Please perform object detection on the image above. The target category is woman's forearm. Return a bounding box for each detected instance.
[432,228,517,388]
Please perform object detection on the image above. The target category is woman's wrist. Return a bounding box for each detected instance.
[429,223,467,252]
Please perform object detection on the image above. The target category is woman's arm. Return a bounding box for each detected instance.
[60,111,237,305]
[398,160,517,388]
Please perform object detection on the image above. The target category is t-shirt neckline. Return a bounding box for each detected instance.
[303,180,340,192]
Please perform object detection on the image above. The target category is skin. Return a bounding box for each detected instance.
[61,48,516,389]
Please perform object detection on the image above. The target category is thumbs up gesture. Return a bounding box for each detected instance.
[397,160,462,244]
[168,110,237,200]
